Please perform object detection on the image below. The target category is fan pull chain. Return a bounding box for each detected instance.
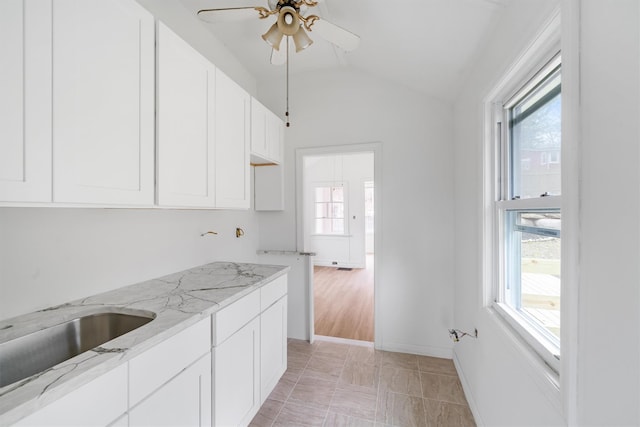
[285,35,290,127]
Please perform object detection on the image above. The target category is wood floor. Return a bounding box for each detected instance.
[313,255,374,342]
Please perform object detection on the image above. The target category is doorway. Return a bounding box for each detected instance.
[296,144,380,344]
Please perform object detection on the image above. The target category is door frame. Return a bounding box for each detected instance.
[295,142,382,346]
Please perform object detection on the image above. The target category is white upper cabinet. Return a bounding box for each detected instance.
[250,98,283,165]
[52,0,155,205]
[0,0,52,203]
[250,99,268,161]
[266,109,284,164]
[215,70,250,209]
[156,22,216,208]
[157,25,249,210]
[1,1,262,210]
[252,98,284,211]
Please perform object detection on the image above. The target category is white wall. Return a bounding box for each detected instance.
[0,206,261,320]
[257,69,456,357]
[576,1,639,424]
[453,0,640,426]
[452,0,565,425]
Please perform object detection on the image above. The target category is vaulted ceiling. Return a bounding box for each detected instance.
[180,0,511,101]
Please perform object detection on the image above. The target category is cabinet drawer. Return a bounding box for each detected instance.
[129,353,211,427]
[260,275,287,312]
[15,364,127,427]
[129,317,211,406]
[213,290,260,346]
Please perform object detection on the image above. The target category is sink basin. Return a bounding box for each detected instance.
[0,310,155,388]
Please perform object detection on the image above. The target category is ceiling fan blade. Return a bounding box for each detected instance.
[270,44,287,65]
[197,7,261,23]
[310,18,360,51]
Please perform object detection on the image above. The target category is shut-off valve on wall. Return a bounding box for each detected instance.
[448,328,478,342]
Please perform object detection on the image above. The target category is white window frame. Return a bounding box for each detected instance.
[485,50,562,375]
[312,182,348,236]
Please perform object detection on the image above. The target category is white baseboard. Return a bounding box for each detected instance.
[313,334,374,348]
[377,341,453,359]
[313,261,366,269]
[453,350,485,427]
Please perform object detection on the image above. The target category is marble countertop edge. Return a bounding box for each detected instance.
[0,261,290,426]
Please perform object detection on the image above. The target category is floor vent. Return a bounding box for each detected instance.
[337,267,353,271]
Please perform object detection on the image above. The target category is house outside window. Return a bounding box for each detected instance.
[492,54,562,373]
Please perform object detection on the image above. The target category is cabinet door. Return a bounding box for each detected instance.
[250,98,268,161]
[157,22,216,208]
[266,109,284,164]
[260,296,288,403]
[14,364,127,427]
[52,0,154,205]
[214,317,260,427]
[130,353,212,427]
[215,70,250,209]
[0,0,52,202]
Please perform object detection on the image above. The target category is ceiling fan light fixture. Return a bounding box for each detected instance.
[277,6,300,36]
[262,22,284,50]
[292,26,313,52]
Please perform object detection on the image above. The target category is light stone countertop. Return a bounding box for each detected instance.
[0,261,290,426]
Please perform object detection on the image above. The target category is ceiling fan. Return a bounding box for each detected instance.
[197,0,360,65]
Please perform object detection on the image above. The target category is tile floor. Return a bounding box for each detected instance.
[250,339,476,427]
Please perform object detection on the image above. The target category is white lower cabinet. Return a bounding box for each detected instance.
[129,353,212,427]
[14,364,128,427]
[128,317,211,427]
[260,295,287,403]
[129,318,211,406]
[212,275,288,426]
[213,317,260,427]
[12,276,288,427]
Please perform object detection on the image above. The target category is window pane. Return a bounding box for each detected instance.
[332,219,344,234]
[315,187,330,202]
[315,218,331,234]
[332,186,344,202]
[315,203,328,218]
[510,68,561,199]
[331,202,344,219]
[516,212,561,231]
[506,211,561,342]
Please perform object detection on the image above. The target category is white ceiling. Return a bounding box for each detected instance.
[180,0,510,101]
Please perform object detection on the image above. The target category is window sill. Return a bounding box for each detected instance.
[493,302,560,372]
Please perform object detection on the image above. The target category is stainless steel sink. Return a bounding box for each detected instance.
[0,310,155,388]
